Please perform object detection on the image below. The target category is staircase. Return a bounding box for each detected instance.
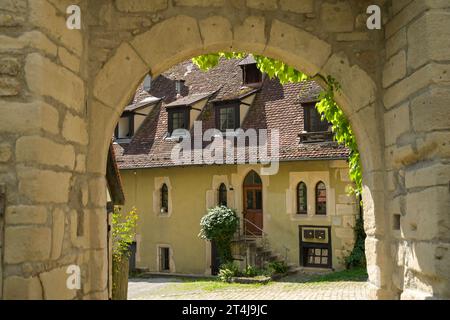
[231,218,297,274]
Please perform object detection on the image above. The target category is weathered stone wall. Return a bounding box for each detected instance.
[382,0,450,299]
[0,0,448,299]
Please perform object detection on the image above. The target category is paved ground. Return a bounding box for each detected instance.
[128,273,371,300]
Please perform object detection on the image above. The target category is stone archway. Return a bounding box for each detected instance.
[0,0,449,300]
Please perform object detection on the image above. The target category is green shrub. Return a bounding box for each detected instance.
[243,265,259,277]
[218,262,240,282]
[199,206,239,264]
[266,261,289,275]
[344,211,366,269]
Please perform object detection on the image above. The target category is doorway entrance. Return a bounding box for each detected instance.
[243,170,263,236]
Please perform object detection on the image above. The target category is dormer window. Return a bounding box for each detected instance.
[239,55,262,86]
[242,63,262,85]
[143,74,152,92]
[215,101,240,131]
[114,113,134,140]
[175,80,185,95]
[168,107,189,135]
[303,103,330,132]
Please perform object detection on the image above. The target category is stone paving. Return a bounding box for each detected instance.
[128,274,371,300]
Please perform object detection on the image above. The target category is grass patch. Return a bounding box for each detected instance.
[307,267,368,283]
[167,277,267,292]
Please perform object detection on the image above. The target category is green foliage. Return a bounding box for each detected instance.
[218,261,240,282]
[112,206,139,258]
[243,265,259,277]
[266,260,289,275]
[199,206,239,263]
[344,207,367,269]
[111,206,138,299]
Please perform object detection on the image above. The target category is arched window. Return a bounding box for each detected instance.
[296,182,307,214]
[315,181,327,215]
[160,183,168,214]
[243,170,262,186]
[218,183,227,206]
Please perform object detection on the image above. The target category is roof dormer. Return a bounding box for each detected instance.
[239,55,262,86]
[165,92,214,137]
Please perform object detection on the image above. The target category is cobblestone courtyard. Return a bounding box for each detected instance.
[128,273,371,300]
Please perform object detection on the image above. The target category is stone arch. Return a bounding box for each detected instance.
[8,0,450,300]
[89,13,387,297]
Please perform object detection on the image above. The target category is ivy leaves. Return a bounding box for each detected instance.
[192,53,362,195]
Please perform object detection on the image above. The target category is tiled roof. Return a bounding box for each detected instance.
[114,58,349,169]
[165,92,215,108]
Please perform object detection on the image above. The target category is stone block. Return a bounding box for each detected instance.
[51,208,65,260]
[174,0,224,6]
[115,0,167,12]
[336,204,355,216]
[29,0,83,56]
[0,143,12,162]
[94,43,148,109]
[62,113,89,145]
[405,242,450,281]
[382,50,406,88]
[5,205,48,225]
[404,186,450,241]
[58,46,80,73]
[39,266,77,300]
[25,53,85,114]
[267,19,331,76]
[0,76,20,96]
[0,101,59,135]
[3,276,42,299]
[320,2,354,33]
[17,167,72,203]
[0,57,20,75]
[199,16,232,52]
[383,63,450,109]
[322,53,376,111]
[4,226,51,263]
[411,86,450,132]
[336,32,369,42]
[233,16,267,55]
[247,0,277,10]
[408,11,450,69]
[0,31,57,57]
[89,178,107,207]
[386,28,407,58]
[16,136,75,170]
[384,102,410,146]
[405,163,450,189]
[279,0,314,13]
[131,16,202,77]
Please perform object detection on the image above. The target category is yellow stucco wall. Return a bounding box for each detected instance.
[120,160,359,275]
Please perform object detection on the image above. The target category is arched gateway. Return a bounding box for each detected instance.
[0,0,448,300]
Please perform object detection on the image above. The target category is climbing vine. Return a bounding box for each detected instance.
[193,53,366,268]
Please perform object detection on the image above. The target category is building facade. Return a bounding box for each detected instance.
[115,57,359,275]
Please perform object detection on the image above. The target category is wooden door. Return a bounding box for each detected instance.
[244,187,263,235]
[243,171,263,236]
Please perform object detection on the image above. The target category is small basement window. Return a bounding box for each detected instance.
[159,247,170,272]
